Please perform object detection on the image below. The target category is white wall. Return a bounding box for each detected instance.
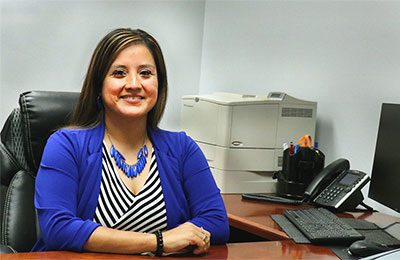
[200,1,400,216]
[1,0,400,217]
[0,0,205,130]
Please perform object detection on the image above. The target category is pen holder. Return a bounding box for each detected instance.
[274,146,325,199]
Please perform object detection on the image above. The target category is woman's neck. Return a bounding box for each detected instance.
[104,115,148,149]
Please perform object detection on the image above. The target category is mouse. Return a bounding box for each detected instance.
[348,239,391,257]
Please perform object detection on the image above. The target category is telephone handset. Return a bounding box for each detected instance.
[242,158,370,211]
[304,158,350,201]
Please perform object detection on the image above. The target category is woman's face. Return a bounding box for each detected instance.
[102,44,158,122]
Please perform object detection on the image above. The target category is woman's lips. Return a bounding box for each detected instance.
[121,95,143,99]
[120,95,144,103]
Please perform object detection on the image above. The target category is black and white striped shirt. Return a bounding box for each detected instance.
[93,141,167,233]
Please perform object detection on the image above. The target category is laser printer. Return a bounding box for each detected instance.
[180,92,317,193]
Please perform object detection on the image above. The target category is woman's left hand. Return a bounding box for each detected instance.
[162,222,211,255]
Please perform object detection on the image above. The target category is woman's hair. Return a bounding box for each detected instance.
[69,28,168,129]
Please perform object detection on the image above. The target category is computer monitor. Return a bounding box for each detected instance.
[368,103,400,214]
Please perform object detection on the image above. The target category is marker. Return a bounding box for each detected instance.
[289,142,294,154]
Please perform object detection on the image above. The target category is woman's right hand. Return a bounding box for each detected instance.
[161,222,211,255]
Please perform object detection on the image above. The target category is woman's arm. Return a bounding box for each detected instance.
[35,131,100,251]
[83,226,156,254]
[84,222,209,255]
[180,134,230,244]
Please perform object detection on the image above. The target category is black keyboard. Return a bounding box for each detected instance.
[283,208,365,244]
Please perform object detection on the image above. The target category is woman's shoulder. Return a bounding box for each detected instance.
[151,128,191,143]
[52,124,101,139]
[150,128,196,152]
[47,123,104,151]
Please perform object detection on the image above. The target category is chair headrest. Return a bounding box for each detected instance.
[19,91,80,173]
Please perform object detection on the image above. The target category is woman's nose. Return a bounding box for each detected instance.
[126,74,141,89]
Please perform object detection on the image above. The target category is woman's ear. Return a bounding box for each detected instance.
[96,95,103,110]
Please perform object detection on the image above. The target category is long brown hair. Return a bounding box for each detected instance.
[69,28,168,129]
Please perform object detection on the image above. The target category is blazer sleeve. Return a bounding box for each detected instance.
[180,133,230,244]
[34,130,100,251]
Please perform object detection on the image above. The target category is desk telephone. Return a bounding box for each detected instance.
[243,158,371,211]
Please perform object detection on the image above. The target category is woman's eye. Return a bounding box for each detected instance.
[111,70,126,77]
[140,70,152,76]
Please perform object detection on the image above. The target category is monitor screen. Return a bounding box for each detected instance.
[368,103,400,213]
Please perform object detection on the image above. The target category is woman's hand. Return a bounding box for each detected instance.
[162,222,211,255]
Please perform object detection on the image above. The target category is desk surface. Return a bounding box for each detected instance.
[3,194,399,260]
[222,193,400,240]
[1,240,337,260]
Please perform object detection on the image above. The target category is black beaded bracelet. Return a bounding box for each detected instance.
[155,230,163,257]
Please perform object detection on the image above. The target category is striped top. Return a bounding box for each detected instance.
[93,141,167,233]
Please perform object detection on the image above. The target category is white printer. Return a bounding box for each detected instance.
[180,92,317,193]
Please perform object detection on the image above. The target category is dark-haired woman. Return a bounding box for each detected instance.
[32,28,229,256]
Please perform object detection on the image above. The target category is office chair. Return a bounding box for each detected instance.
[0,91,79,253]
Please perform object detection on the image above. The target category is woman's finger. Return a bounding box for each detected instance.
[191,227,210,255]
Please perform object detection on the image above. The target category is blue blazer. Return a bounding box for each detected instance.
[32,122,229,252]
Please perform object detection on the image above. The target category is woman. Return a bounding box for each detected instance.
[32,28,229,255]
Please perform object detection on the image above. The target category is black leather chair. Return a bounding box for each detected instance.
[0,91,79,253]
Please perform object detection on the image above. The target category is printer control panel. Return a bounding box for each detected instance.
[268,92,285,100]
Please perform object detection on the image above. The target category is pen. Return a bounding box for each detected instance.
[294,144,299,154]
[314,141,320,154]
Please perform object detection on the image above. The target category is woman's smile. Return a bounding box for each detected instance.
[120,95,144,103]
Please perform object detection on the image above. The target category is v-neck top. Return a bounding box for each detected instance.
[93,141,167,233]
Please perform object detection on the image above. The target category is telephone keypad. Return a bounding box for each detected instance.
[319,184,352,203]
[313,170,370,209]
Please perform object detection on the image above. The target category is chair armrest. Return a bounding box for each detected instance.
[2,170,37,252]
[0,244,17,254]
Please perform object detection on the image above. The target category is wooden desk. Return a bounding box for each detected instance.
[3,194,398,260]
[222,193,400,240]
[1,240,338,259]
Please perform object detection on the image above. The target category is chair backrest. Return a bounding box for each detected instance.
[0,90,80,252]
[19,91,81,173]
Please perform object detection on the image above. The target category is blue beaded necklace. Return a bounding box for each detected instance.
[106,131,148,178]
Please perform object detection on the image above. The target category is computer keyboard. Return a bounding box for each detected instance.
[283,207,365,244]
